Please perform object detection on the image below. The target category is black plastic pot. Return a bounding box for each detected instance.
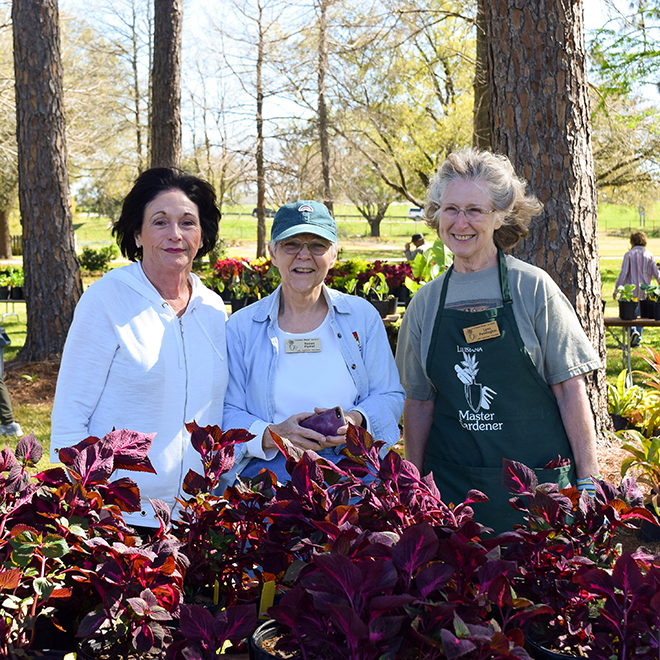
[11,285,23,300]
[387,296,398,315]
[611,413,630,431]
[231,297,257,314]
[618,300,638,321]
[0,285,9,300]
[249,620,285,660]
[527,636,577,659]
[639,503,660,542]
[640,298,657,319]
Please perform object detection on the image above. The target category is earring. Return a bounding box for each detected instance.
[136,240,141,248]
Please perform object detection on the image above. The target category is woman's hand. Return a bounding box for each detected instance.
[324,408,364,445]
[263,412,329,451]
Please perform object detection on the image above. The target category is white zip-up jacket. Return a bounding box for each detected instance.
[51,261,228,527]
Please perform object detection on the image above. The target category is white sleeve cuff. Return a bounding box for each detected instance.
[246,420,278,461]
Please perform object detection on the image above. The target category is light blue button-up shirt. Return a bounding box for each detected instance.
[223,284,405,482]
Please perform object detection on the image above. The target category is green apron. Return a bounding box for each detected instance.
[425,250,575,533]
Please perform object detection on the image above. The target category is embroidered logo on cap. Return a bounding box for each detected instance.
[298,204,314,213]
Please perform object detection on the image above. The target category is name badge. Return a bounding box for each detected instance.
[463,321,500,343]
[285,338,321,353]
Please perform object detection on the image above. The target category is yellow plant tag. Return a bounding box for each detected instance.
[213,579,220,606]
[259,580,276,619]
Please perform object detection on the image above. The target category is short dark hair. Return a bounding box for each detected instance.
[631,231,647,247]
[112,168,220,261]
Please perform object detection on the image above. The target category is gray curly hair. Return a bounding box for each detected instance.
[424,149,543,250]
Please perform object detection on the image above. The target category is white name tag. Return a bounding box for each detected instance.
[285,338,321,353]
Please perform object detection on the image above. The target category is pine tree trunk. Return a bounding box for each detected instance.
[472,0,490,150]
[12,0,82,361]
[484,0,609,436]
[318,0,333,215]
[0,207,11,260]
[255,5,267,259]
[150,0,183,169]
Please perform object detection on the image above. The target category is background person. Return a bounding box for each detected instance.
[0,375,21,437]
[404,233,430,261]
[395,149,601,533]
[613,230,660,347]
[223,200,404,484]
[51,168,228,528]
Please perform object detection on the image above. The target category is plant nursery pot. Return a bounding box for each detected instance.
[231,297,257,314]
[654,302,660,321]
[611,413,630,431]
[249,620,287,660]
[618,300,638,321]
[395,286,411,307]
[640,298,657,318]
[0,285,9,300]
[387,296,398,315]
[10,285,23,300]
[638,504,660,543]
[31,607,78,652]
[28,652,75,660]
[526,634,578,659]
[368,298,390,318]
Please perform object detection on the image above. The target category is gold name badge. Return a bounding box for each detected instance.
[463,321,500,343]
[285,338,322,353]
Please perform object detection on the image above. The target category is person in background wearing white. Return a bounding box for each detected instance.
[51,168,228,529]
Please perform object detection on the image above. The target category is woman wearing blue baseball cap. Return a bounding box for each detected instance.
[223,200,404,483]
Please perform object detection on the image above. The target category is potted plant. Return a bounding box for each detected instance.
[9,266,24,300]
[640,282,659,318]
[500,460,656,658]
[362,273,395,317]
[616,283,638,320]
[0,272,10,300]
[607,369,646,430]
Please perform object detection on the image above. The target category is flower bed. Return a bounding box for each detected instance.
[2,422,659,659]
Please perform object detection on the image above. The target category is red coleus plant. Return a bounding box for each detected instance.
[0,430,185,658]
[498,459,658,658]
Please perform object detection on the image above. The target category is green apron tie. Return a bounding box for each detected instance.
[424,250,575,533]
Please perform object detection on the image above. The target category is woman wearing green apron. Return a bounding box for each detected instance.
[395,150,601,534]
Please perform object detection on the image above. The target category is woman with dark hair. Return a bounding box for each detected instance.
[51,168,227,528]
[395,149,601,533]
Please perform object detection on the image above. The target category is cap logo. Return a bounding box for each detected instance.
[298,204,314,213]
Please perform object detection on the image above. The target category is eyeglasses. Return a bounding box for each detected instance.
[441,205,496,220]
[278,238,332,256]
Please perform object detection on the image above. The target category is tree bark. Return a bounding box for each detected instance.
[255,0,267,259]
[472,0,490,150]
[150,0,182,169]
[484,0,609,436]
[317,0,333,215]
[0,208,11,260]
[12,0,83,361]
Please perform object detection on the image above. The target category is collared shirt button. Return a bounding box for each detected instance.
[351,364,356,369]
[140,510,147,517]
[337,333,342,338]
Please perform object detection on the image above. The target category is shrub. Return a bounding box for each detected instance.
[79,245,118,273]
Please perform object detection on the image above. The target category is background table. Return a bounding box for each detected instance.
[603,317,660,375]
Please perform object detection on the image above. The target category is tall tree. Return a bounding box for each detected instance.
[484,0,609,433]
[12,0,82,361]
[150,0,182,168]
[317,0,333,214]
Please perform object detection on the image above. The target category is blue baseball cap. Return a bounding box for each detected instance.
[271,200,337,243]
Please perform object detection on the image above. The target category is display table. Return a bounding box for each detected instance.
[603,317,660,374]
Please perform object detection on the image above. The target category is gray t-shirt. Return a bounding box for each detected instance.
[395,255,601,400]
